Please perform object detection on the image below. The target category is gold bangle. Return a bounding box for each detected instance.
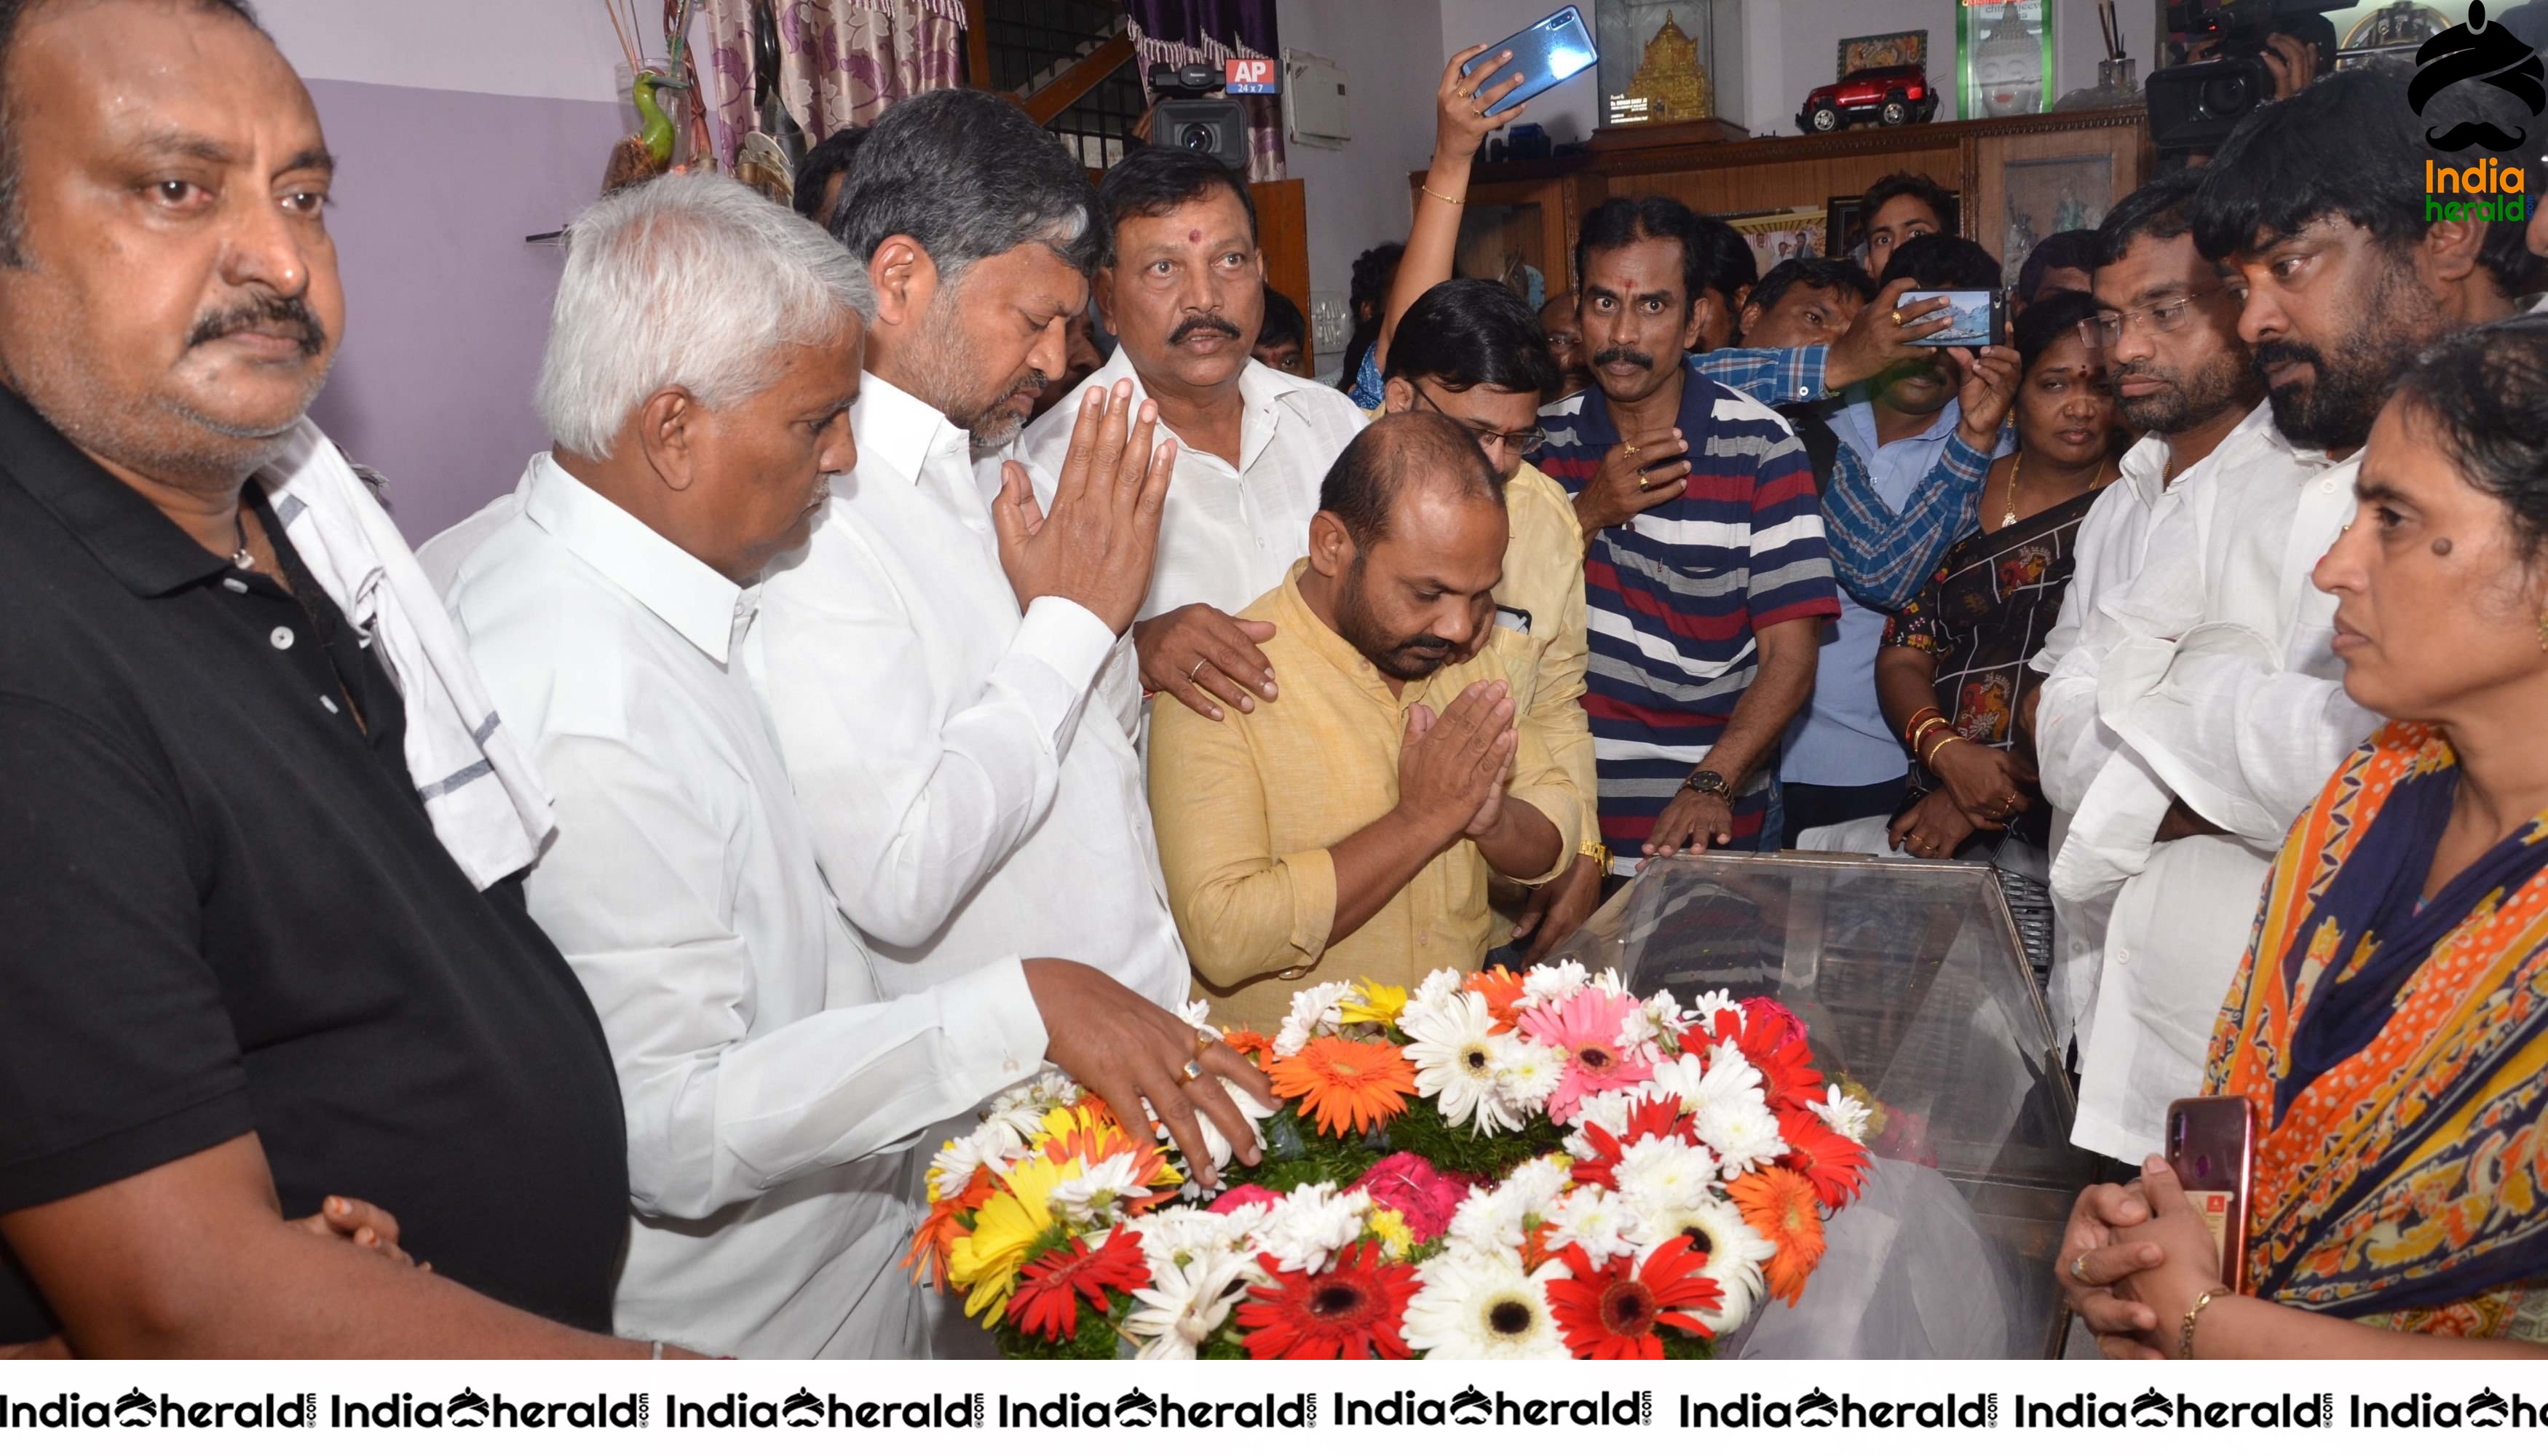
[1903,708,1947,751]
[2179,1285,2233,1360]
[1419,182,1463,207]
[1907,716,1952,759]
[1919,729,1964,774]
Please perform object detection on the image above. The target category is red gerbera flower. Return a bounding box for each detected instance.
[1546,1235,1724,1359]
[1570,1094,1698,1190]
[1776,1107,1871,1211]
[1005,1230,1149,1345]
[1725,1008,1821,1112]
[1235,1241,1417,1358]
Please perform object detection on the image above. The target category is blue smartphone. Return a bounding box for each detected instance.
[1460,6,1598,119]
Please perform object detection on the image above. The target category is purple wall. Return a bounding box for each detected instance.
[304,79,628,545]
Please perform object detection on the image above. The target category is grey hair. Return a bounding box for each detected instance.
[537,170,873,459]
[831,87,1102,284]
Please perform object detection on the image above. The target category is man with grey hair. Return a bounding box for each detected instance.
[431,171,1269,1358]
[756,89,1193,1019]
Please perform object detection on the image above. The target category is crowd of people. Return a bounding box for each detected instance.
[4,0,2548,1361]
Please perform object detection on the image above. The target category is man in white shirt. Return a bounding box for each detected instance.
[1014,146,1368,725]
[754,90,1188,1012]
[2048,66,2535,1160]
[434,173,1267,1357]
[2027,170,2261,1053]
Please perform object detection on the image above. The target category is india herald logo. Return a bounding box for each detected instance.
[2412,0,2546,151]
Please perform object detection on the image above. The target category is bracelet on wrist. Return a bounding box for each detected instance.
[1919,729,1966,774]
[2178,1286,2233,1360]
[1903,708,1947,751]
[1419,181,1463,207]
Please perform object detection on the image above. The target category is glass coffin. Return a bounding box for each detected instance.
[1596,1,1744,130]
[1553,852,2097,1358]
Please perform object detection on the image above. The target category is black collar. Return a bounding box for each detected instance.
[0,384,237,598]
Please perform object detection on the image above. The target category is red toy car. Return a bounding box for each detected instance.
[1797,66,1939,133]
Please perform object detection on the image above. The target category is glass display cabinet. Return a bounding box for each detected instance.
[1595,1,1744,132]
[1552,852,2096,1358]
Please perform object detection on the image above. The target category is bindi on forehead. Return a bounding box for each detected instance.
[1189,228,1202,243]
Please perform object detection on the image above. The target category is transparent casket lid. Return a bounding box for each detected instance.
[1551,852,2097,1358]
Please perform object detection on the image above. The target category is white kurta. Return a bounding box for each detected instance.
[1010,347,1369,621]
[753,373,1189,1010]
[437,458,1048,1357]
[2048,403,2381,1160]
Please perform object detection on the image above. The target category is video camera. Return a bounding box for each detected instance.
[2149,0,2348,154]
[1148,62,1251,175]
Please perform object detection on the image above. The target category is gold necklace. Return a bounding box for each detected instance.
[2000,451,2024,529]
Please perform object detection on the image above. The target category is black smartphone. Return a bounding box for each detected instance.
[1897,288,2006,348]
[1460,6,1598,119]
[2165,1094,2256,1294]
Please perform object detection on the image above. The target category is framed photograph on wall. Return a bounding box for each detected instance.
[1837,28,1927,79]
[1958,1,2054,119]
[1999,154,2114,289]
[1724,207,1828,277]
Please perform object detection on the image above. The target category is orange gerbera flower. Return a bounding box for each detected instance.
[1036,1104,1182,1214]
[1462,968,1527,1031]
[1267,1037,1417,1136]
[1220,1028,1274,1062]
[1729,1167,1826,1306]
[905,1164,993,1289]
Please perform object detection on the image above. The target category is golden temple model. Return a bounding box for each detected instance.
[1617,11,1712,124]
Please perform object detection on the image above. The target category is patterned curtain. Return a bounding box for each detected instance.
[1125,0,1285,181]
[700,0,970,167]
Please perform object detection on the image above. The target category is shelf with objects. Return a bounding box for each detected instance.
[1551,850,2100,1358]
[1415,105,2151,298]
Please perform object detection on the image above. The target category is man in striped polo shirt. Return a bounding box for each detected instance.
[1533,197,1838,874]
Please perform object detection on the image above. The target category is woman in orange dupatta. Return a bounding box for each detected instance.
[2057,320,2548,1358]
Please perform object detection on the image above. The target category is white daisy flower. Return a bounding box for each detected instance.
[1638,1194,1775,1334]
[1613,1135,1720,1219]
[1401,992,1524,1134]
[1047,1150,1155,1227]
[1406,966,1468,1018]
[1809,1085,1875,1144]
[1491,1037,1565,1109]
[1249,1183,1372,1273]
[1540,1184,1636,1265]
[1693,1087,1787,1174]
[1685,989,1744,1033]
[1401,1249,1567,1359]
[1643,1050,1712,1115]
[1514,959,1589,1010]
[1273,981,1354,1057]
[1122,1247,1255,1359]
[981,1074,1075,1144]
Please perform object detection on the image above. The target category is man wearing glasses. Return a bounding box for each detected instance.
[2026,170,2264,1114]
[1375,278,1606,961]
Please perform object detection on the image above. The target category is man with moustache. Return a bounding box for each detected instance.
[2026,170,2263,1060]
[0,0,649,1355]
[1014,148,1369,727]
[1532,196,1838,867]
[2051,64,2537,1160]
[436,174,1267,1356]
[753,91,1190,1020]
[1148,414,1578,1029]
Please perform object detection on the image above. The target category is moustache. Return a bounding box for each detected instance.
[1168,314,1242,345]
[1000,369,1050,406]
[187,294,325,356]
[2426,120,2529,152]
[1591,346,1654,370]
[2252,338,2324,384]
[1394,635,1458,658]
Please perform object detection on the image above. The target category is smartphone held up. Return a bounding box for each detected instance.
[1461,5,1598,119]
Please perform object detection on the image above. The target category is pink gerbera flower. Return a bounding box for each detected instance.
[1518,987,1652,1122]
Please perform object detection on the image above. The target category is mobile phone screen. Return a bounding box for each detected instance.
[1462,6,1598,118]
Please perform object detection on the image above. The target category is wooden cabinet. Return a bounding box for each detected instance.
[1415,107,2151,297]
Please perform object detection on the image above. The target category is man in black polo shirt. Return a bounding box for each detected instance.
[0,0,648,1356]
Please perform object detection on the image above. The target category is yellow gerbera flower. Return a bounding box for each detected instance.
[1339,978,1409,1028]
[1368,1206,1416,1261]
[947,1152,1077,1324]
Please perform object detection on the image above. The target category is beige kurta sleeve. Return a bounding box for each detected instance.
[1146,692,1339,989]
[1502,708,1583,888]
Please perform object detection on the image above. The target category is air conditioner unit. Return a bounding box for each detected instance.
[1283,50,1349,149]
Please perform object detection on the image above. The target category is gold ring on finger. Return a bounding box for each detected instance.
[1892,310,1904,326]
[1636,470,1648,488]
[1175,1059,1202,1085]
[1187,658,1208,682]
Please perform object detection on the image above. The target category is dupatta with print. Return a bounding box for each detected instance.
[2206,721,2548,1324]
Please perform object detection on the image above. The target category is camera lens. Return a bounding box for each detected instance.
[2199,70,2255,118]
[1177,122,1217,151]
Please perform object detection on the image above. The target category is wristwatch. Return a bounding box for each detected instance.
[1682,767,1731,801]
[1581,840,1613,878]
